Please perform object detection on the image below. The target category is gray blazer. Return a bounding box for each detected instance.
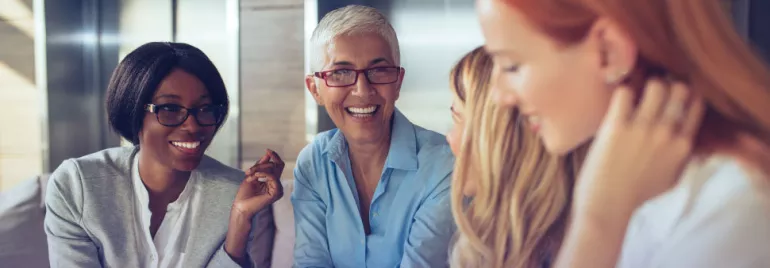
[44,147,275,268]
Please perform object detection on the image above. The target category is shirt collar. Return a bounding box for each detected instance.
[324,109,419,171]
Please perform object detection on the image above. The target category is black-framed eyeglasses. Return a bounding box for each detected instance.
[145,103,225,127]
[313,66,403,87]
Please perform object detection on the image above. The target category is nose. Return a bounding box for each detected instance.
[179,113,202,132]
[351,73,375,97]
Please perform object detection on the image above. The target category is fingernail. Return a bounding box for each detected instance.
[258,177,268,182]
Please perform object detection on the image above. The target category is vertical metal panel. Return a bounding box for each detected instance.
[175,0,241,167]
[38,0,121,172]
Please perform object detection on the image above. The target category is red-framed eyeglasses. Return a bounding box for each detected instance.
[313,66,403,87]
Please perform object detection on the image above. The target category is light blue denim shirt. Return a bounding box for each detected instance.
[291,110,456,268]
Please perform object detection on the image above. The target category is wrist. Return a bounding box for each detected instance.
[572,192,638,231]
[230,208,256,227]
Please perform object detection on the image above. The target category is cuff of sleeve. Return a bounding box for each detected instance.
[208,244,250,268]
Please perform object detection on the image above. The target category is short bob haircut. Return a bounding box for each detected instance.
[106,42,229,145]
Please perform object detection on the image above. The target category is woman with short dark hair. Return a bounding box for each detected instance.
[45,42,281,268]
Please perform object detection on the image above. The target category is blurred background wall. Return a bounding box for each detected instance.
[0,0,768,191]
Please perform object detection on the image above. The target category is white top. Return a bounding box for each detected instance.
[618,156,770,268]
[131,154,201,268]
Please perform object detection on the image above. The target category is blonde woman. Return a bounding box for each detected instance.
[474,0,770,267]
[447,46,587,268]
[446,46,490,196]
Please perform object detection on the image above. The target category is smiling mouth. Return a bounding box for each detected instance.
[169,141,202,155]
[346,105,379,118]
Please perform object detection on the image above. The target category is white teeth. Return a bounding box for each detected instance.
[172,141,200,149]
[346,106,377,114]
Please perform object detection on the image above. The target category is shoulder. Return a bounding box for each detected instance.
[295,129,339,175]
[627,157,770,265]
[410,125,454,196]
[626,158,770,262]
[46,147,135,210]
[49,147,134,187]
[413,125,455,176]
[682,157,770,218]
[640,157,770,222]
[196,155,246,186]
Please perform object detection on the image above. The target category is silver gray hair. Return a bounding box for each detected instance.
[309,5,400,72]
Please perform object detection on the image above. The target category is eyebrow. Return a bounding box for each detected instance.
[153,94,181,102]
[485,47,521,59]
[331,57,392,67]
[369,58,389,65]
[153,94,210,102]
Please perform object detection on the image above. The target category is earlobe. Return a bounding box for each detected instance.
[305,75,324,105]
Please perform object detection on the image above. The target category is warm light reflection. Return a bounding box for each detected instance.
[0,61,43,191]
[0,0,35,38]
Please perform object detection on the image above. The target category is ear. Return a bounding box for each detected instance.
[590,18,638,83]
[305,75,324,106]
[394,67,406,100]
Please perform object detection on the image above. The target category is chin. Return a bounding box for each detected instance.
[541,135,575,156]
[172,158,202,172]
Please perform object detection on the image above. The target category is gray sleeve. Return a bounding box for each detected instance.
[44,159,102,267]
[248,205,276,268]
[207,244,245,268]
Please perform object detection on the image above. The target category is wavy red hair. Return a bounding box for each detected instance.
[503,0,770,167]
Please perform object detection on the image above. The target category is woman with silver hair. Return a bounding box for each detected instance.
[292,5,456,268]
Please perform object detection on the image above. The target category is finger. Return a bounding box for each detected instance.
[245,154,272,175]
[680,95,705,138]
[248,163,276,174]
[659,82,689,128]
[257,152,270,164]
[267,149,285,167]
[249,172,279,184]
[633,78,668,126]
[605,86,635,124]
[247,172,283,196]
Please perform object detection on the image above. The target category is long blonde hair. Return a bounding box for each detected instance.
[449,47,588,268]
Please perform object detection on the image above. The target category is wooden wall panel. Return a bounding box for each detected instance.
[239,0,306,180]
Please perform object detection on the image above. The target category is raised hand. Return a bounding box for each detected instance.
[574,78,705,216]
[232,149,285,221]
[225,149,285,264]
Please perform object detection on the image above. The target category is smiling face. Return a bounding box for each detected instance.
[476,0,615,155]
[138,69,218,171]
[306,33,404,144]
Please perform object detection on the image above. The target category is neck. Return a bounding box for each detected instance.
[348,133,391,180]
[137,150,190,201]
